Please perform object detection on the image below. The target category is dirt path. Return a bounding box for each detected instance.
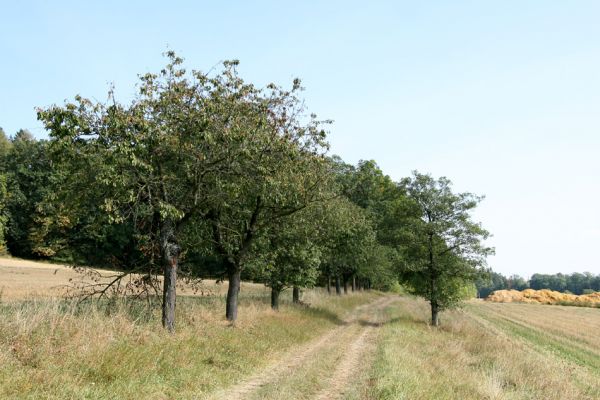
[212,295,396,400]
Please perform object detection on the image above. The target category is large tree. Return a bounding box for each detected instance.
[3,133,65,258]
[202,82,331,321]
[400,172,493,326]
[318,198,377,294]
[38,52,331,327]
[39,53,253,331]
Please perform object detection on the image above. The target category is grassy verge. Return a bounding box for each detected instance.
[362,297,600,400]
[0,289,379,399]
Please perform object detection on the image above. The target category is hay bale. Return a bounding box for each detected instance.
[486,288,600,306]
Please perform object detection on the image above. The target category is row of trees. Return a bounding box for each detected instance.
[1,53,492,329]
[476,271,600,297]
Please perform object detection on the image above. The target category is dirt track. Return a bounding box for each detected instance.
[212,295,397,400]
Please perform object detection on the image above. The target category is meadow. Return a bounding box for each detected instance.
[1,258,599,399]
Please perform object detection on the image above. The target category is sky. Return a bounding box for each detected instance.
[1,0,599,277]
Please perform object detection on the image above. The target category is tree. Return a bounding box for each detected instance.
[400,172,493,326]
[38,53,251,331]
[192,72,331,322]
[39,52,331,327]
[327,157,402,291]
[506,274,528,291]
[3,135,63,258]
[0,127,10,253]
[318,198,376,295]
[475,270,507,298]
[252,207,323,310]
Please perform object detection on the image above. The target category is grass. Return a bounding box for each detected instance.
[361,297,600,400]
[3,258,599,399]
[0,288,379,399]
[469,302,600,371]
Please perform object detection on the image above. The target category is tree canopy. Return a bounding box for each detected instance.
[399,172,493,326]
[0,53,500,330]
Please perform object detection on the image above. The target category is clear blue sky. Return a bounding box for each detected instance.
[1,0,599,277]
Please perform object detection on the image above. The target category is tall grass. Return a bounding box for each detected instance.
[0,288,379,399]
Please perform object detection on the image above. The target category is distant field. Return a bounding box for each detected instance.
[0,257,266,300]
[1,258,599,399]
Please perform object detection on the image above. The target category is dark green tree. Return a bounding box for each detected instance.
[252,206,323,310]
[39,52,331,327]
[0,127,10,253]
[39,53,252,331]
[400,172,493,326]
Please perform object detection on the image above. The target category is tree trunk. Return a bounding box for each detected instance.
[343,277,348,294]
[162,254,177,332]
[327,275,331,294]
[161,221,179,333]
[271,287,280,310]
[226,265,241,322]
[292,286,301,303]
[431,301,440,326]
[352,276,356,292]
[335,276,341,295]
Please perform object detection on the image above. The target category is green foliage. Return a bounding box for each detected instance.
[3,135,66,258]
[3,54,498,329]
[530,272,600,294]
[398,172,493,319]
[476,270,600,297]
[0,174,7,254]
[252,207,323,292]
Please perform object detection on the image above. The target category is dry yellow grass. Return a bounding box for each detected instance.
[470,301,600,361]
[0,256,266,301]
[0,277,380,399]
[365,296,600,400]
[487,288,600,306]
[3,258,599,399]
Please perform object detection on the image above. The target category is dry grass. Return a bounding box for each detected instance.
[469,301,600,371]
[363,296,600,400]
[0,257,381,399]
[3,258,599,399]
[0,256,267,300]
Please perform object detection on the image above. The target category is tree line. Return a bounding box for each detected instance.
[476,271,600,298]
[0,53,492,329]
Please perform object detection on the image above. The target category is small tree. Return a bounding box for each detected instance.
[318,198,376,294]
[400,172,493,326]
[252,207,322,310]
[0,127,10,253]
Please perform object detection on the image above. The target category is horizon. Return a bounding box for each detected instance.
[2,1,599,277]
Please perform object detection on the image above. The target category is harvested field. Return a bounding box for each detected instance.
[487,288,600,306]
[0,257,267,301]
[365,296,600,400]
[469,301,600,369]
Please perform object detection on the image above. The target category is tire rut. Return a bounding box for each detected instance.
[313,295,395,400]
[211,295,395,400]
